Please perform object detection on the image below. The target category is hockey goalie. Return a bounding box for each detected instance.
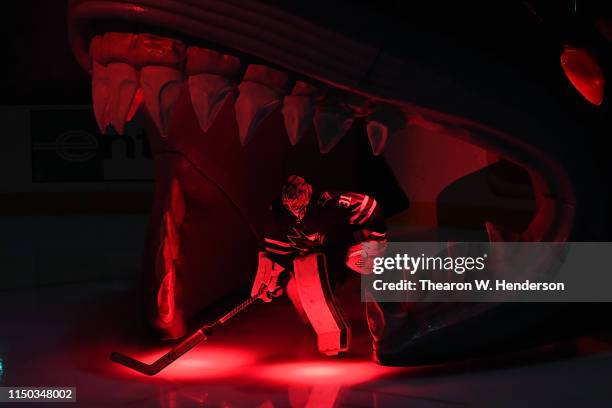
[252,175,388,355]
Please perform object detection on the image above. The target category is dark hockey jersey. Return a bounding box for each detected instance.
[263,190,386,269]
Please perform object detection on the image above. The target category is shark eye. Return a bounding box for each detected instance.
[560,46,605,106]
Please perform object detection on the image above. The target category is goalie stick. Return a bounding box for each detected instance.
[110,292,261,375]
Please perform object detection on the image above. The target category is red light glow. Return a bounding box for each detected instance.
[560,47,605,106]
[258,361,396,386]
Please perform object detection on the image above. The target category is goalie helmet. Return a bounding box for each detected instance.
[281,175,313,220]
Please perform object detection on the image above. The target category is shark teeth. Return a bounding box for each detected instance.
[186,47,241,133]
[89,32,412,155]
[106,62,140,135]
[189,74,237,132]
[92,61,111,133]
[282,81,325,145]
[366,120,389,156]
[140,66,184,137]
[313,99,354,154]
[235,64,291,146]
[91,61,142,134]
[90,32,187,136]
[365,110,405,155]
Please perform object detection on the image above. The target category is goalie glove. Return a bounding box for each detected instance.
[251,252,286,302]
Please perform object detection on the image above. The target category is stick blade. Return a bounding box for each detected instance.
[109,330,206,376]
[110,352,163,376]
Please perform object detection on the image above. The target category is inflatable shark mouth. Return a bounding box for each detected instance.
[67,0,577,342]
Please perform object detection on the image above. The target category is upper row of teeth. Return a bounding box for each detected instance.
[90,32,405,155]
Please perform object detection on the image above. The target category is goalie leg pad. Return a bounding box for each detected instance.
[293,253,351,355]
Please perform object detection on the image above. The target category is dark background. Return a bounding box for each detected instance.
[0,0,609,285]
[0,4,610,406]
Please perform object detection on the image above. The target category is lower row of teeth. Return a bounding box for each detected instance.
[90,32,405,155]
